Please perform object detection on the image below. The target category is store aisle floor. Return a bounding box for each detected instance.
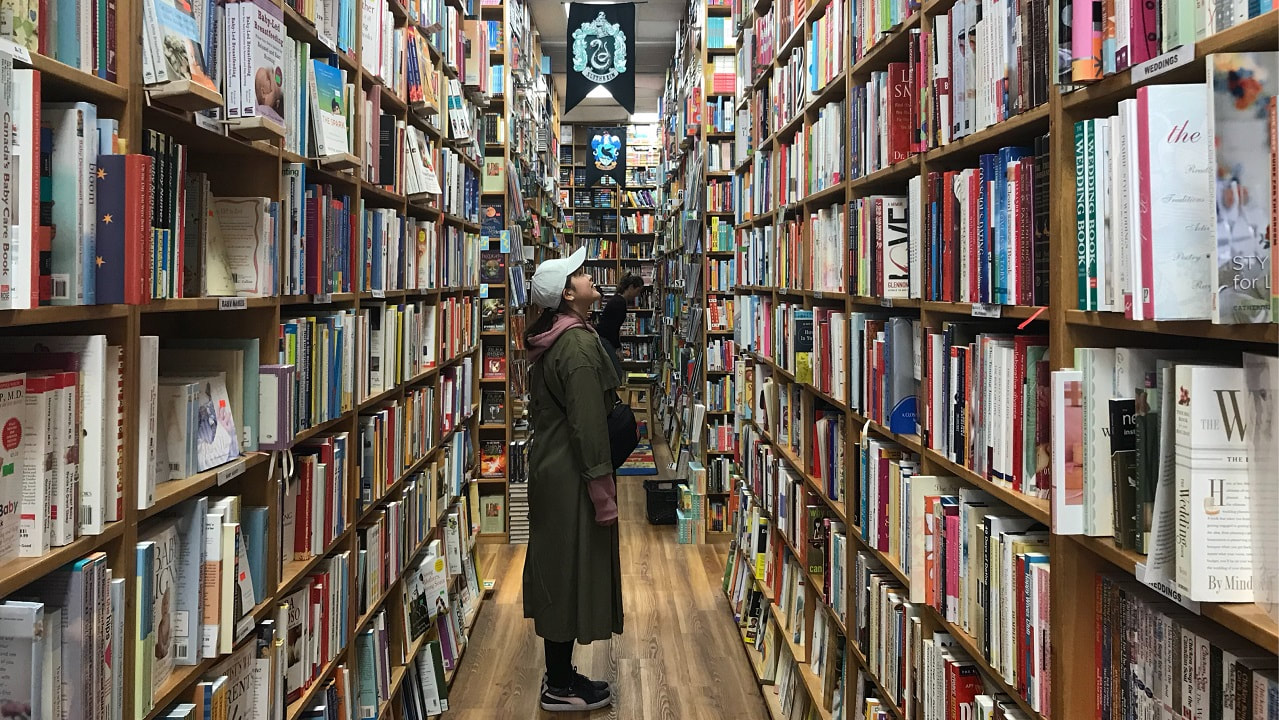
[446,433,769,720]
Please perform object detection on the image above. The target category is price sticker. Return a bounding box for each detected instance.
[971,303,1003,318]
[218,297,248,311]
[479,283,489,298]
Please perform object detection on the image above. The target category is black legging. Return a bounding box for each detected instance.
[544,638,575,689]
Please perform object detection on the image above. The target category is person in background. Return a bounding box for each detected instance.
[522,247,623,713]
[595,273,645,377]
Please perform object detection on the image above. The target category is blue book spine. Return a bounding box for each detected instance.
[242,506,268,604]
[95,155,127,304]
[56,0,79,67]
[995,147,1031,305]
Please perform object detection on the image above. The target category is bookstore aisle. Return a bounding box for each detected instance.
[446,434,771,720]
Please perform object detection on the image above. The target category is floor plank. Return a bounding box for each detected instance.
[447,436,769,720]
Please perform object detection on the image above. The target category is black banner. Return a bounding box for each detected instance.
[584,127,627,188]
[565,3,635,114]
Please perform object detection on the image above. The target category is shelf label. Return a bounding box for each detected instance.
[971,303,1003,318]
[479,283,489,298]
[371,289,386,299]
[193,113,222,134]
[218,297,248,311]
[314,293,333,304]
[812,291,824,299]
[0,39,32,65]
[879,297,893,308]
[1134,45,1194,81]
[217,458,247,485]
[1135,562,1201,613]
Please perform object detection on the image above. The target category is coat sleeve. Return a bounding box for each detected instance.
[559,337,615,481]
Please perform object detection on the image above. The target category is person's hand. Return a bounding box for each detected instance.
[587,474,618,525]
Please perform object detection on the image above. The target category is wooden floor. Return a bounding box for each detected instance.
[447,436,769,720]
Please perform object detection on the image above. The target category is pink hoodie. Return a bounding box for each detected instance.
[527,311,595,364]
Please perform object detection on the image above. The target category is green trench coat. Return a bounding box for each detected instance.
[522,327,625,644]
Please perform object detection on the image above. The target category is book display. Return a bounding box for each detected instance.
[563,122,662,375]
[476,0,565,542]
[0,0,557,711]
[661,0,1279,715]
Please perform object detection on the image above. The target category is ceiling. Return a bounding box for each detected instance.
[527,0,682,122]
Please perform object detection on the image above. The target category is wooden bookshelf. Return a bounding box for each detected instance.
[711,0,1279,716]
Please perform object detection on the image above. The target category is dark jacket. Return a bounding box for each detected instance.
[523,314,624,643]
[596,294,627,350]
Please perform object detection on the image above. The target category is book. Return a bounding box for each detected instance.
[1174,364,1254,602]
[308,61,350,157]
[481,345,505,379]
[479,495,503,534]
[143,0,219,91]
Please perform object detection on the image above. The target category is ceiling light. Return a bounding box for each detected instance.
[587,86,613,99]
[629,112,658,123]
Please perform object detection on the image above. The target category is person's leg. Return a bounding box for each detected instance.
[544,638,574,689]
[540,639,611,712]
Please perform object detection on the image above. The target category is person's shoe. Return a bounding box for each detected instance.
[540,673,613,712]
[542,666,610,695]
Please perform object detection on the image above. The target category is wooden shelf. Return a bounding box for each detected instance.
[0,522,125,598]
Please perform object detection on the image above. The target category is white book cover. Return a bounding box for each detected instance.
[224,0,243,117]
[1076,348,1117,537]
[0,601,44,720]
[1244,352,1279,624]
[239,0,285,124]
[9,70,37,310]
[212,197,273,297]
[137,337,160,510]
[1207,52,1277,325]
[1174,364,1254,602]
[157,380,197,480]
[1137,83,1215,320]
[44,102,98,306]
[139,520,179,693]
[7,335,109,536]
[0,54,11,310]
[0,373,24,561]
[18,373,56,558]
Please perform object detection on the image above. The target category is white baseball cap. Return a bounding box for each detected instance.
[530,246,588,309]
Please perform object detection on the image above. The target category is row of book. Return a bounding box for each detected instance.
[1072,59,1276,324]
[1052,350,1276,608]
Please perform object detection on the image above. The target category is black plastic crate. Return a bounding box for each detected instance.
[642,479,678,525]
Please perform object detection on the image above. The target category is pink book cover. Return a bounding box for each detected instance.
[1130,0,1159,66]
[1072,0,1102,81]
[945,507,960,618]
[1136,87,1156,320]
[1034,563,1052,714]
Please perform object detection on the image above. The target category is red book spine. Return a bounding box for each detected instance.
[887,62,912,164]
[124,155,150,304]
[1015,554,1029,692]
[943,171,956,301]
[296,459,313,558]
[1018,160,1034,305]
[105,0,116,81]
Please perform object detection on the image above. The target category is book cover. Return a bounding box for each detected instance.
[307,60,350,157]
[240,0,285,123]
[478,249,504,283]
[0,601,45,720]
[481,390,504,425]
[479,440,505,478]
[482,155,504,194]
[421,546,449,621]
[1243,352,1278,623]
[167,497,206,666]
[209,641,256,720]
[480,201,504,240]
[1137,83,1215,320]
[1051,369,1085,535]
[94,154,152,305]
[1174,364,1254,602]
[211,197,274,297]
[45,102,97,306]
[480,298,504,331]
[1207,52,1277,324]
[1108,398,1139,549]
[0,373,24,562]
[140,520,179,693]
[481,345,505,379]
[480,494,503,534]
[146,0,219,91]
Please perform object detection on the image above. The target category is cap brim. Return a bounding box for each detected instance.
[565,245,587,274]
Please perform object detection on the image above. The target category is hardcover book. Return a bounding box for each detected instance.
[1174,364,1254,602]
[1207,52,1277,324]
[478,249,504,283]
[144,0,220,91]
[481,391,504,424]
[0,600,44,720]
[0,373,24,562]
[480,298,505,331]
[481,345,505,379]
[480,495,504,534]
[479,440,506,478]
